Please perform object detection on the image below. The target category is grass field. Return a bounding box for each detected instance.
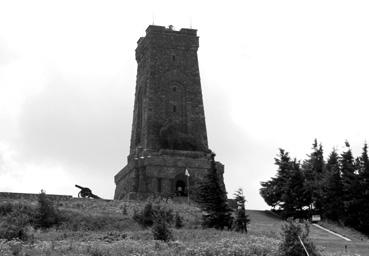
[0,197,368,255]
[247,210,369,256]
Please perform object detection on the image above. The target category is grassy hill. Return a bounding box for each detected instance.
[247,210,369,255]
[0,197,368,255]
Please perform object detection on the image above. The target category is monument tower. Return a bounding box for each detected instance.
[114,25,225,199]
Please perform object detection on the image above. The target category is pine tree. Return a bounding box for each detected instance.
[283,159,309,218]
[340,141,361,227]
[301,139,325,214]
[355,143,369,234]
[36,190,60,228]
[233,188,250,233]
[194,152,232,229]
[260,149,309,218]
[260,149,290,210]
[259,177,281,209]
[321,149,344,221]
[358,143,369,184]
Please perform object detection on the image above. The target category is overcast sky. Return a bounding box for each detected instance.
[1,0,369,209]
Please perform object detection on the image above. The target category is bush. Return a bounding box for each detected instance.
[133,202,174,228]
[0,202,14,216]
[234,188,250,233]
[152,208,173,242]
[35,191,60,228]
[0,214,31,241]
[0,202,36,219]
[133,202,154,227]
[0,202,35,241]
[121,204,128,215]
[278,218,320,256]
[174,212,184,229]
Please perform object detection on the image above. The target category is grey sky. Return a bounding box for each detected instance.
[1,0,369,209]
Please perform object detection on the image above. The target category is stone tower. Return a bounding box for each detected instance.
[114,25,225,200]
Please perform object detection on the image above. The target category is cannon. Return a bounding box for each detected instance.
[75,184,101,199]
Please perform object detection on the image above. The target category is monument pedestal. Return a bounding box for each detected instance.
[114,150,224,200]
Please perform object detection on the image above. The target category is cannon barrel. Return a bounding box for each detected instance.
[75,184,85,189]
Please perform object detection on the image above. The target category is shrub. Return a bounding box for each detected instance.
[133,202,154,227]
[0,202,14,216]
[279,218,320,256]
[35,191,60,228]
[234,188,250,233]
[0,202,35,241]
[133,202,174,228]
[152,208,173,242]
[0,214,31,241]
[174,212,184,229]
[0,202,36,219]
[122,204,128,215]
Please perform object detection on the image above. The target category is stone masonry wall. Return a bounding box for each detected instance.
[114,25,226,200]
[0,192,72,201]
[130,25,208,154]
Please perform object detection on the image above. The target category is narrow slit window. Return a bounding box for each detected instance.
[172,86,177,92]
[172,55,176,61]
[173,105,177,113]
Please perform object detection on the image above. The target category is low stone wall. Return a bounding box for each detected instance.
[0,192,73,201]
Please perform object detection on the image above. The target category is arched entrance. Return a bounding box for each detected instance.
[175,180,186,196]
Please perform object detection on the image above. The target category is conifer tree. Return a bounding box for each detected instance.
[321,149,344,220]
[194,152,232,229]
[340,141,361,227]
[301,139,325,214]
[233,188,250,233]
[36,190,60,228]
[355,143,369,233]
[260,149,291,210]
[260,149,309,217]
[358,143,369,183]
[282,159,309,218]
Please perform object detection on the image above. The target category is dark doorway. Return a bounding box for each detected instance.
[175,180,186,196]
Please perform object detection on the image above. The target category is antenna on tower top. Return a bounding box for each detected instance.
[189,16,192,28]
[152,13,155,25]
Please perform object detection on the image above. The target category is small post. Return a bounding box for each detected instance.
[185,168,190,204]
[298,235,310,256]
[187,175,189,204]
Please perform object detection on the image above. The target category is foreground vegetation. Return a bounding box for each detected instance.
[1,195,367,255]
[0,196,280,256]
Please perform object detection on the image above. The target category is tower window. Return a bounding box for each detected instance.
[172,55,176,61]
[173,105,177,113]
[172,86,177,92]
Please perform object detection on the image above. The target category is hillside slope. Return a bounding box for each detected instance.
[1,197,369,255]
[247,210,369,255]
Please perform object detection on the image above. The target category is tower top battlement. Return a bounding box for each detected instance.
[145,25,197,36]
[136,25,198,60]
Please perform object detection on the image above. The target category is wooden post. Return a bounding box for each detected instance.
[298,235,310,256]
[187,174,190,204]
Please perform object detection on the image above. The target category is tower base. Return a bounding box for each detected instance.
[114,149,225,200]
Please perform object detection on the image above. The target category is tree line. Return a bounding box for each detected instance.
[260,139,369,234]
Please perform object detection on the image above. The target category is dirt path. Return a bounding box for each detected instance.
[312,223,351,241]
